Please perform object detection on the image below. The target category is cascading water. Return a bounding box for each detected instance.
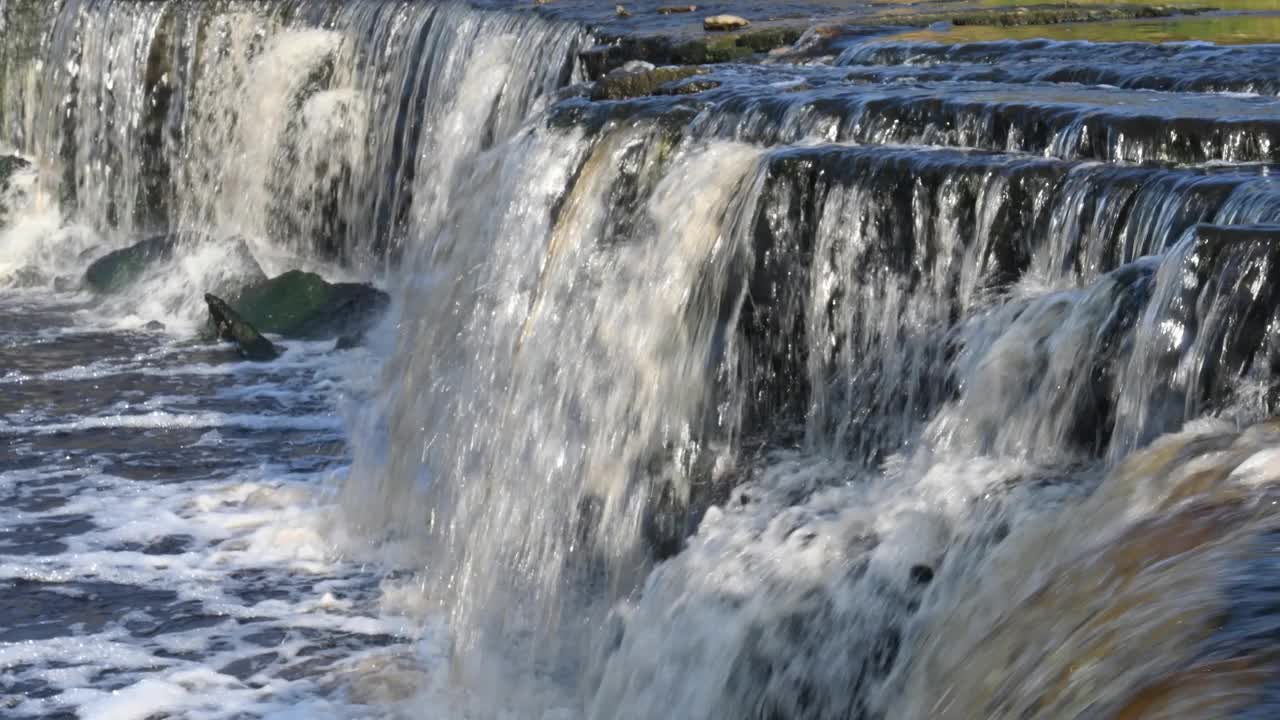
[5,0,1280,718]
[3,0,587,320]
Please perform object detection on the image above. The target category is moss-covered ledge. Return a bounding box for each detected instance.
[578,3,1216,78]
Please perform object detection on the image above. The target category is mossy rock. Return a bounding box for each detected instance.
[230,270,390,340]
[82,234,266,297]
[672,27,803,64]
[83,235,178,294]
[580,26,805,78]
[592,65,709,100]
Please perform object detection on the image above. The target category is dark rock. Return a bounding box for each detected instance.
[83,235,178,294]
[0,155,30,183]
[578,27,803,78]
[0,164,32,223]
[230,270,390,340]
[333,333,364,351]
[82,233,266,297]
[144,320,166,332]
[909,564,934,585]
[592,65,708,100]
[657,5,696,14]
[205,293,280,362]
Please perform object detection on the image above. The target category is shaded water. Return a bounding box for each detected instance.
[4,0,1280,718]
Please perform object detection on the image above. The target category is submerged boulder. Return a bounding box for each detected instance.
[82,234,267,297]
[83,235,178,294]
[205,293,279,361]
[229,269,389,340]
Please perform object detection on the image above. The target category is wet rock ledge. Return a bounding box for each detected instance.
[557,2,1216,80]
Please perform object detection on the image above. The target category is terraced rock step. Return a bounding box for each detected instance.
[541,88,1280,454]
[574,64,1280,166]
[838,39,1280,96]
[729,144,1278,452]
[568,1,1213,75]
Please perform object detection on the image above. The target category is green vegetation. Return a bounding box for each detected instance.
[982,0,1280,10]
[864,4,1201,28]
[890,13,1280,44]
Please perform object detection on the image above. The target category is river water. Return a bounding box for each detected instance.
[4,1,1280,718]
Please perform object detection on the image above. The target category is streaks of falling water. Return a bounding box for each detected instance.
[4,0,589,271]
[344,122,763,676]
[546,95,1280,720]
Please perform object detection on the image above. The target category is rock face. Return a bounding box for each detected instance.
[205,293,280,361]
[229,270,389,340]
[703,14,749,31]
[83,235,178,294]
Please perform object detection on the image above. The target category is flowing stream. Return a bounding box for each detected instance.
[4,1,1280,718]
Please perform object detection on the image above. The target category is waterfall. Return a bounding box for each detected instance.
[2,0,588,292]
[6,0,1280,717]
